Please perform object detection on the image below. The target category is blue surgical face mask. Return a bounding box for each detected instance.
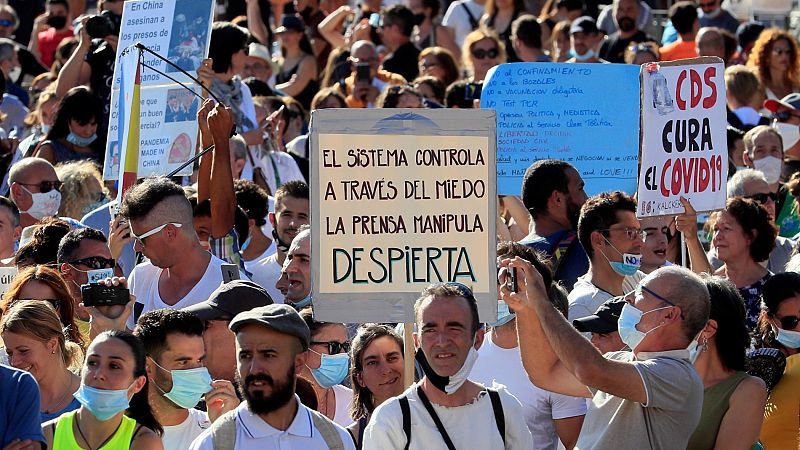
[73,381,135,421]
[775,327,800,349]
[151,358,213,409]
[573,48,596,62]
[240,233,253,252]
[308,351,350,388]
[601,237,642,277]
[617,303,671,352]
[66,132,98,147]
[292,294,312,310]
[489,300,515,327]
[41,124,51,134]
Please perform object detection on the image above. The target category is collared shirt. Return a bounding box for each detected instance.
[189,398,355,450]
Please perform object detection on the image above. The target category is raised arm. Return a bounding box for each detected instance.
[54,18,92,97]
[676,196,712,274]
[246,0,269,45]
[207,104,237,239]
[195,99,214,202]
[317,6,352,49]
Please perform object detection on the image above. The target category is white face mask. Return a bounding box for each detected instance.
[753,155,783,184]
[773,121,800,152]
[19,186,61,220]
[8,65,20,82]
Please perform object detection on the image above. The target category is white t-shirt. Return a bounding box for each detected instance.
[333,384,354,427]
[363,382,533,449]
[189,398,355,450]
[471,332,586,450]
[567,272,644,322]
[442,0,485,47]
[126,255,229,329]
[245,251,284,304]
[162,409,211,450]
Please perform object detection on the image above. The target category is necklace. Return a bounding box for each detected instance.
[43,373,76,414]
[319,387,333,418]
[75,414,122,450]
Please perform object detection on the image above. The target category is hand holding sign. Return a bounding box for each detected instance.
[675,196,698,240]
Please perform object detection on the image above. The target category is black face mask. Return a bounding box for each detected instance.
[413,13,426,26]
[46,15,68,29]
[271,229,291,253]
[617,17,636,32]
[415,348,449,392]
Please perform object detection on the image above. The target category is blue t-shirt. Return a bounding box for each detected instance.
[0,364,45,446]
[40,397,80,424]
[520,230,589,292]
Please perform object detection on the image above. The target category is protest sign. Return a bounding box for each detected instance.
[481,63,640,196]
[103,0,213,180]
[636,58,728,218]
[0,267,17,298]
[310,109,497,324]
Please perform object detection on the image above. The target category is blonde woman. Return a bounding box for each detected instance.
[462,29,506,82]
[55,160,108,220]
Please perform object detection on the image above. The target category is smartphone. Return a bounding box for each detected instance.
[81,284,130,307]
[356,63,370,84]
[368,12,381,28]
[221,264,240,283]
[507,267,517,293]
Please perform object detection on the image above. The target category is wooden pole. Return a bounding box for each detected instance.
[403,323,415,388]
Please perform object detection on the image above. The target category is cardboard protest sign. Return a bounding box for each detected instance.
[103,0,213,180]
[481,63,640,196]
[0,267,17,298]
[636,58,728,217]
[310,109,497,324]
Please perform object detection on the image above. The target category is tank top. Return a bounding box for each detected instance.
[276,56,320,111]
[686,371,750,450]
[53,410,139,450]
[41,139,102,165]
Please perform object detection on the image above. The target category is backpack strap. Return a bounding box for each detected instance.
[461,3,478,30]
[416,386,457,450]
[487,389,506,447]
[210,409,238,450]
[399,396,412,450]
[308,408,345,450]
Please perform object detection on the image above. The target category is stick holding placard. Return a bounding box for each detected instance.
[403,323,414,388]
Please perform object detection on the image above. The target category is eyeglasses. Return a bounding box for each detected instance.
[17,180,62,193]
[68,256,116,270]
[600,227,646,241]
[471,48,499,59]
[0,20,14,27]
[772,111,800,121]
[772,48,792,56]
[311,340,350,354]
[20,298,62,311]
[635,285,684,318]
[746,192,778,204]
[778,315,800,329]
[130,222,182,246]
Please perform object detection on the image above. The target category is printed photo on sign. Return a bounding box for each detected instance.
[166,0,210,73]
[164,88,198,123]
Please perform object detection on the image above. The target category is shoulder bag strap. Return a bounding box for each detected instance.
[487,389,506,447]
[416,386,457,450]
[308,408,345,450]
[461,3,478,30]
[399,396,411,450]
[210,409,238,450]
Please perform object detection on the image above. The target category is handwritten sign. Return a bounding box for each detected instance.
[310,109,497,324]
[103,0,213,180]
[636,58,728,217]
[481,63,640,196]
[0,267,17,298]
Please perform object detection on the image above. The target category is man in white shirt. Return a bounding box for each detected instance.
[363,283,533,449]
[189,304,355,450]
[472,243,585,450]
[283,226,312,309]
[121,177,229,329]
[442,0,485,48]
[134,309,240,449]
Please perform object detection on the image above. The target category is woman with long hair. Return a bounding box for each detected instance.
[274,14,320,111]
[686,277,767,450]
[1,264,85,347]
[347,324,405,449]
[1,300,84,423]
[747,29,800,101]
[55,160,108,221]
[408,0,460,59]
[418,46,460,88]
[33,86,104,165]
[753,272,800,449]
[42,330,163,449]
[462,29,506,82]
[710,197,777,330]
[481,0,526,62]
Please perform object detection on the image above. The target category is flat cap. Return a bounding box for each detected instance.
[183,280,273,321]
[229,304,311,350]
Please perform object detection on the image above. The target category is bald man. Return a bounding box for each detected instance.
[120,177,229,330]
[8,157,62,228]
[695,27,725,61]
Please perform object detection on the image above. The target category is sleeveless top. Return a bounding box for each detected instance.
[486,11,521,62]
[686,371,750,450]
[42,139,102,165]
[276,56,319,111]
[53,410,139,450]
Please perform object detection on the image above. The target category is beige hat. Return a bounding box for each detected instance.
[247,43,280,75]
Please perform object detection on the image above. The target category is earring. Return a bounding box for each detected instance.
[51,349,56,355]
[700,337,709,353]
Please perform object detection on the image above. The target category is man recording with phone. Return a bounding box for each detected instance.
[339,40,405,108]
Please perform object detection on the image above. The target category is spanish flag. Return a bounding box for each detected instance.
[114,46,141,205]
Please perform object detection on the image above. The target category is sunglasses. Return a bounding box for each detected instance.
[68,256,116,270]
[746,192,778,204]
[311,340,350,354]
[471,48,499,59]
[772,48,792,56]
[130,222,182,247]
[18,180,62,193]
[779,315,800,330]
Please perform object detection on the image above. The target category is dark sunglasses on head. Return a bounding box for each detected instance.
[779,315,800,330]
[311,340,350,354]
[746,192,778,204]
[18,180,62,193]
[68,256,116,270]
[471,48,499,59]
[772,111,800,121]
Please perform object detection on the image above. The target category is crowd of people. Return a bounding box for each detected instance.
[0,0,799,449]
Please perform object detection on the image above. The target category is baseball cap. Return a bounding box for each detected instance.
[183,280,273,322]
[570,16,598,35]
[573,298,626,334]
[764,93,800,113]
[229,304,311,350]
[275,14,305,34]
